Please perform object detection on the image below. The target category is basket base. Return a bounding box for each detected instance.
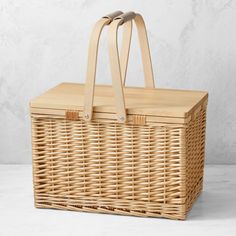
[35,203,188,220]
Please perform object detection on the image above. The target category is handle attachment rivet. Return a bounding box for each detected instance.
[84,114,89,119]
[119,116,124,121]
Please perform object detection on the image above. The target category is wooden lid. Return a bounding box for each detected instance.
[30,83,208,122]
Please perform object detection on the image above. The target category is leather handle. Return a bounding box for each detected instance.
[83,12,132,121]
[114,11,136,24]
[103,11,123,21]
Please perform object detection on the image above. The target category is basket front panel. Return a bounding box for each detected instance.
[31,115,187,219]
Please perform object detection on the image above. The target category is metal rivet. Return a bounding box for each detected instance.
[84,114,89,119]
[119,116,124,121]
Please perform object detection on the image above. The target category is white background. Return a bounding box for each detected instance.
[0,0,236,164]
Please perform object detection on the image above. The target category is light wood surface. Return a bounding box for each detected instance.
[83,15,132,122]
[30,82,208,119]
[84,12,155,122]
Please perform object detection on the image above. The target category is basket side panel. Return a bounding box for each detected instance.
[31,115,187,220]
[185,104,207,212]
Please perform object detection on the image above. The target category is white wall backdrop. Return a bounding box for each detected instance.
[0,0,235,164]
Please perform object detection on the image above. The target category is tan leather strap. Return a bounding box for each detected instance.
[115,11,136,24]
[103,11,123,20]
[83,12,132,121]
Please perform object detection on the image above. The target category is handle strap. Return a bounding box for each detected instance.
[83,12,132,121]
[108,12,155,122]
[114,12,154,88]
[84,12,154,123]
[134,13,154,88]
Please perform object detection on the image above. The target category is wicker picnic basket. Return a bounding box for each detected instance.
[30,11,208,220]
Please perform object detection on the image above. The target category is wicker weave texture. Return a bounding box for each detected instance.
[31,106,206,220]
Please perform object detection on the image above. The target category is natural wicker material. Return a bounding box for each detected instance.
[31,103,206,220]
[30,12,208,220]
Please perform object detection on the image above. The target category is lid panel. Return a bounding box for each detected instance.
[30,83,208,118]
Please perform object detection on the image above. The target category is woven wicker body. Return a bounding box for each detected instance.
[31,104,206,220]
[30,12,208,220]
